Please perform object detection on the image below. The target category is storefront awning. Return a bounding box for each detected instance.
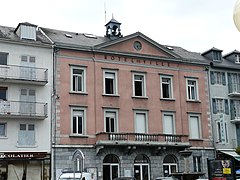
[220,150,240,161]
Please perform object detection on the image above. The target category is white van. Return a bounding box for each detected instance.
[58,171,92,180]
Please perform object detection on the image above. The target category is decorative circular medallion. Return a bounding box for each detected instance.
[134,41,142,51]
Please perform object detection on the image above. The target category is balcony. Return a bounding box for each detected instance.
[0,64,48,85]
[96,132,190,147]
[228,83,240,97]
[0,100,47,119]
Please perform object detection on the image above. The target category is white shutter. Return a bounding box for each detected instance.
[163,114,174,134]
[135,113,146,133]
[190,116,200,139]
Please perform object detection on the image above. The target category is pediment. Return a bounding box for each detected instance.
[95,32,179,58]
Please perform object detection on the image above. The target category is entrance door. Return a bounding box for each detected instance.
[163,155,178,177]
[134,164,149,180]
[134,154,150,180]
[20,89,36,115]
[236,124,240,147]
[103,154,119,180]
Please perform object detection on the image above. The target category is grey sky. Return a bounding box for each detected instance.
[1,0,240,54]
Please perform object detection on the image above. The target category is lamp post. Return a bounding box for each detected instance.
[234,0,240,31]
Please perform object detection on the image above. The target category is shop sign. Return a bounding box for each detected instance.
[0,152,47,159]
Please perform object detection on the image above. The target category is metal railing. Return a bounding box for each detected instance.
[0,100,47,118]
[0,64,48,83]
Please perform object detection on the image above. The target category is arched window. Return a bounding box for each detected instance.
[103,154,119,180]
[134,154,150,180]
[72,149,85,172]
[163,155,178,177]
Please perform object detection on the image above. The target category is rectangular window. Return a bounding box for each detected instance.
[213,51,221,61]
[230,100,240,120]
[133,73,146,97]
[189,114,201,139]
[163,113,175,134]
[104,109,118,133]
[212,98,229,114]
[160,76,173,99]
[18,124,35,146]
[236,55,240,63]
[193,156,202,172]
[210,71,226,85]
[72,108,86,135]
[0,123,6,137]
[0,87,7,100]
[216,115,228,144]
[186,79,198,100]
[104,70,118,95]
[71,66,86,93]
[0,52,8,65]
[134,111,148,133]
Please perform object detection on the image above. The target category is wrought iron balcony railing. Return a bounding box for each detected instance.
[0,64,48,85]
[0,100,47,119]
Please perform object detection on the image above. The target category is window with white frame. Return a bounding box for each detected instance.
[230,100,240,120]
[134,111,148,133]
[216,116,228,144]
[193,156,202,172]
[104,109,118,133]
[188,114,201,139]
[162,112,175,134]
[71,66,86,93]
[18,124,35,146]
[133,73,146,97]
[186,78,198,100]
[0,123,6,137]
[72,108,86,135]
[103,70,118,95]
[160,75,173,99]
[212,98,229,114]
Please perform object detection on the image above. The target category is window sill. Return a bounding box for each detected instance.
[69,91,88,95]
[160,98,176,101]
[132,96,148,99]
[189,138,203,141]
[69,134,89,138]
[16,144,37,148]
[186,100,201,103]
[0,136,7,139]
[102,94,120,97]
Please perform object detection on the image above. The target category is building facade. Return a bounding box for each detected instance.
[41,19,214,180]
[202,48,240,178]
[0,23,52,179]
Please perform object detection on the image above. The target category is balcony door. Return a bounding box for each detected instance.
[135,112,147,133]
[20,89,36,115]
[20,55,36,80]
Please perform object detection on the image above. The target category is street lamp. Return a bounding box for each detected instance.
[234,0,240,31]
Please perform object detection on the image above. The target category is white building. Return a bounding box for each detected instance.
[0,22,53,180]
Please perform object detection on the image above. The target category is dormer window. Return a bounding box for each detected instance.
[213,51,221,61]
[235,54,240,63]
[14,22,37,41]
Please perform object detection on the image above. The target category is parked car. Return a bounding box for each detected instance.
[113,177,136,180]
[58,171,91,180]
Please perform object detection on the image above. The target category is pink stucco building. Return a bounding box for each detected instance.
[41,18,214,180]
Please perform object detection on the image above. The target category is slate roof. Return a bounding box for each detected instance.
[0,24,52,45]
[40,27,109,48]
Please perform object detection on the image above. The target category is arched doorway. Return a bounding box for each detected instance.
[163,154,178,177]
[103,154,119,180]
[134,154,150,180]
